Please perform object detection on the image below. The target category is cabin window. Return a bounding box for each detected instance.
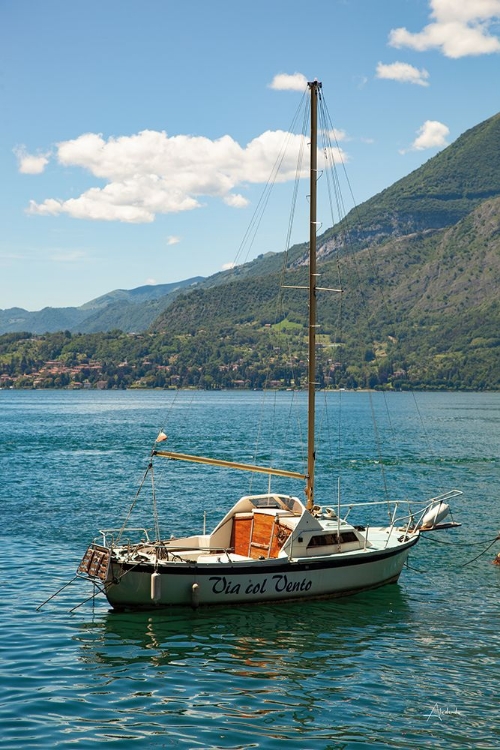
[307,531,358,548]
[248,495,296,511]
[279,496,296,511]
[251,497,281,509]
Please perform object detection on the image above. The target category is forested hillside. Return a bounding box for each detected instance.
[314,111,500,261]
[1,194,499,391]
[1,112,499,391]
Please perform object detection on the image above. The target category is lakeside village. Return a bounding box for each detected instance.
[0,356,372,391]
[2,330,473,392]
[0,338,412,391]
[1,333,494,391]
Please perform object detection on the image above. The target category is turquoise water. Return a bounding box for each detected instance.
[1,390,500,749]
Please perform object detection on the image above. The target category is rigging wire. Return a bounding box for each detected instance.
[117,81,463,532]
[116,460,154,542]
[137,97,312,457]
[156,92,311,497]
[316,88,455,509]
[150,462,161,541]
[232,90,309,268]
[250,94,311,490]
[320,97,448,501]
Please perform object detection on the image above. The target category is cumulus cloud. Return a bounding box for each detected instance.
[376,61,430,86]
[269,72,309,91]
[389,0,500,58]
[318,129,349,165]
[26,127,340,224]
[324,128,347,142]
[166,235,180,246]
[14,146,51,174]
[223,193,249,207]
[402,120,450,153]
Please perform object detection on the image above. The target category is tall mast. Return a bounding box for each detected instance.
[306,79,321,511]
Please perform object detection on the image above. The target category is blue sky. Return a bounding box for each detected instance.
[1,0,499,311]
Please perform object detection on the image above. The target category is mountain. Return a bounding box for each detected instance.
[0,248,298,336]
[145,112,500,390]
[4,112,499,338]
[311,112,500,263]
[152,195,500,334]
[0,306,86,336]
[1,110,500,390]
[0,278,204,335]
[1,195,498,390]
[146,194,500,389]
[150,110,500,333]
[78,280,204,310]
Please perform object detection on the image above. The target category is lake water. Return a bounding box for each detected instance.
[1,389,499,749]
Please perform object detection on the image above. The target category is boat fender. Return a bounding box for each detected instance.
[191,582,200,609]
[420,503,450,529]
[151,571,161,601]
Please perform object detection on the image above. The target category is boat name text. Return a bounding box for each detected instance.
[208,574,312,596]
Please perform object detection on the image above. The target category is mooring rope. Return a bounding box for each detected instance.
[406,534,500,574]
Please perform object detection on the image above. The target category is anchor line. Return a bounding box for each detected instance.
[36,576,80,611]
[405,536,500,575]
[69,565,136,614]
[420,533,500,547]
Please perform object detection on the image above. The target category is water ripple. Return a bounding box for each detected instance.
[1,391,500,748]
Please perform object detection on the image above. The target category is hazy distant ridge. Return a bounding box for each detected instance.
[0,278,204,335]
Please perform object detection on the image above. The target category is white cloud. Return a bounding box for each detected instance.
[222,262,236,270]
[389,0,500,58]
[166,235,180,246]
[14,146,50,174]
[144,278,157,285]
[28,198,65,217]
[0,251,29,263]
[355,75,369,89]
[324,128,347,142]
[223,193,249,208]
[402,120,450,153]
[49,250,87,263]
[269,72,309,91]
[26,127,340,224]
[376,61,430,86]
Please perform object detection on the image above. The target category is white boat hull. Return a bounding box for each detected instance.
[103,537,418,610]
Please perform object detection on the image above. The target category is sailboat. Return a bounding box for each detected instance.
[77,80,461,610]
